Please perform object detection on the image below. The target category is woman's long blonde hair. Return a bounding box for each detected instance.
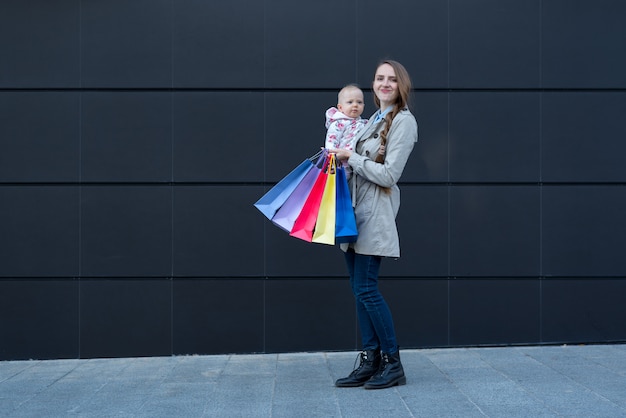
[373,60,412,163]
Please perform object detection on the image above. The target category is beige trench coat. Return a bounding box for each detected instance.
[340,108,418,258]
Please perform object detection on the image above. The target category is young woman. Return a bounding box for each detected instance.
[332,60,418,390]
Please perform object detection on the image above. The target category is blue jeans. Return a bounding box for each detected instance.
[344,249,398,354]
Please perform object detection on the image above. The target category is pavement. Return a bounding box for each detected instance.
[1,344,626,417]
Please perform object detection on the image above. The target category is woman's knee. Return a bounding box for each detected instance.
[354,287,381,306]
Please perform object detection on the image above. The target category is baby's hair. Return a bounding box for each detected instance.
[337,84,362,102]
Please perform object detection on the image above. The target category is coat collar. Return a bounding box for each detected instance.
[354,113,386,144]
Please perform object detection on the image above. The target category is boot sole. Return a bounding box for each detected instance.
[363,375,406,390]
[335,381,367,388]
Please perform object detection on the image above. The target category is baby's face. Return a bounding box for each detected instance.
[337,89,365,119]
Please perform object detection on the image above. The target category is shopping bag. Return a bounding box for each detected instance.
[253,150,322,220]
[312,154,337,245]
[272,151,327,232]
[289,154,331,242]
[334,164,358,243]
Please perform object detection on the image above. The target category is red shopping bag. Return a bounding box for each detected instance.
[289,154,330,242]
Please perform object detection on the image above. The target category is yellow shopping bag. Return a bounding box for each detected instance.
[312,153,337,245]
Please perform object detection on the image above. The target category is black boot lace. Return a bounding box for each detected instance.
[349,351,366,376]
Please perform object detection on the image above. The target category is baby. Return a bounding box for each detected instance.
[324,84,367,153]
[324,85,386,175]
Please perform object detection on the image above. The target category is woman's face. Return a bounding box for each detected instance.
[373,63,398,108]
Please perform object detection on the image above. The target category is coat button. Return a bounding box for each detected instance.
[374,134,379,138]
[365,151,370,156]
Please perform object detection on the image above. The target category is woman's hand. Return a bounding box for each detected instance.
[331,148,352,161]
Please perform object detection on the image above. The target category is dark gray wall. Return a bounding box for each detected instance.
[1,0,626,360]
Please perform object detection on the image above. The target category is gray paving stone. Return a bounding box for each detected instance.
[2,345,626,417]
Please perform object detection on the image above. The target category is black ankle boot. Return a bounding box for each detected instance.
[335,350,381,387]
[363,350,406,389]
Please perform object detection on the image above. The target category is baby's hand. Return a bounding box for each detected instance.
[330,148,352,161]
[378,145,386,156]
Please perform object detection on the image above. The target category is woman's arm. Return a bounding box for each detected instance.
[348,113,417,188]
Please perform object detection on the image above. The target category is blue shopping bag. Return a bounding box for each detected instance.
[271,151,327,232]
[254,155,316,220]
[334,165,358,243]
